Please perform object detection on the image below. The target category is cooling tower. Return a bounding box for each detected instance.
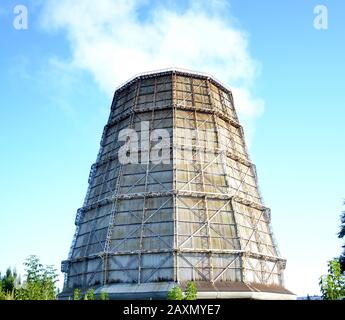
[60,69,295,299]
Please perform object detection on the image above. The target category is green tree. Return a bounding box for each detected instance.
[24,256,43,282]
[167,286,184,300]
[16,255,58,300]
[99,290,109,300]
[1,268,19,294]
[0,288,15,300]
[84,288,95,300]
[338,201,345,273]
[0,289,5,300]
[319,258,345,300]
[73,288,82,300]
[41,265,58,300]
[185,281,197,300]
[167,282,198,300]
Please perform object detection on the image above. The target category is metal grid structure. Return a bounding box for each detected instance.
[60,69,294,299]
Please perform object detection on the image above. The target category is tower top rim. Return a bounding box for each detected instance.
[114,68,233,96]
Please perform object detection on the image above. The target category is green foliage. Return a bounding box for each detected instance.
[0,288,15,300]
[0,256,58,300]
[73,288,109,300]
[185,281,197,300]
[73,288,82,300]
[84,288,95,300]
[167,282,198,300]
[339,255,345,274]
[1,268,19,294]
[338,201,345,273]
[319,258,345,300]
[167,286,184,300]
[15,255,58,300]
[24,256,43,282]
[0,287,6,300]
[99,290,109,300]
[41,265,58,300]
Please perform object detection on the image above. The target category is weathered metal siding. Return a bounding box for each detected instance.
[65,74,175,289]
[173,74,282,286]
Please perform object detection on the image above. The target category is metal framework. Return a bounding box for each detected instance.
[60,70,293,299]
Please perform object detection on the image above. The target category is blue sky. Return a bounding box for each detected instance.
[0,0,344,296]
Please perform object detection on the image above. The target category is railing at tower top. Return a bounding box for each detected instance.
[113,67,233,96]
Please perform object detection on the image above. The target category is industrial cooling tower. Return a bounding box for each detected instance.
[60,69,295,299]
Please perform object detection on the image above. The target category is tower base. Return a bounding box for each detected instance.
[59,281,296,300]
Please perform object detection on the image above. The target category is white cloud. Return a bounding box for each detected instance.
[40,0,264,139]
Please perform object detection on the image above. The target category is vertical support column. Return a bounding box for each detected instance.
[192,77,213,281]
[207,79,243,282]
[228,90,239,123]
[230,198,245,282]
[138,107,155,284]
[172,72,179,283]
[207,78,232,201]
[103,80,141,285]
[81,160,110,288]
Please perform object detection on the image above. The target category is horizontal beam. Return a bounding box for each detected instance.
[76,191,267,219]
[106,102,241,132]
[64,248,286,267]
